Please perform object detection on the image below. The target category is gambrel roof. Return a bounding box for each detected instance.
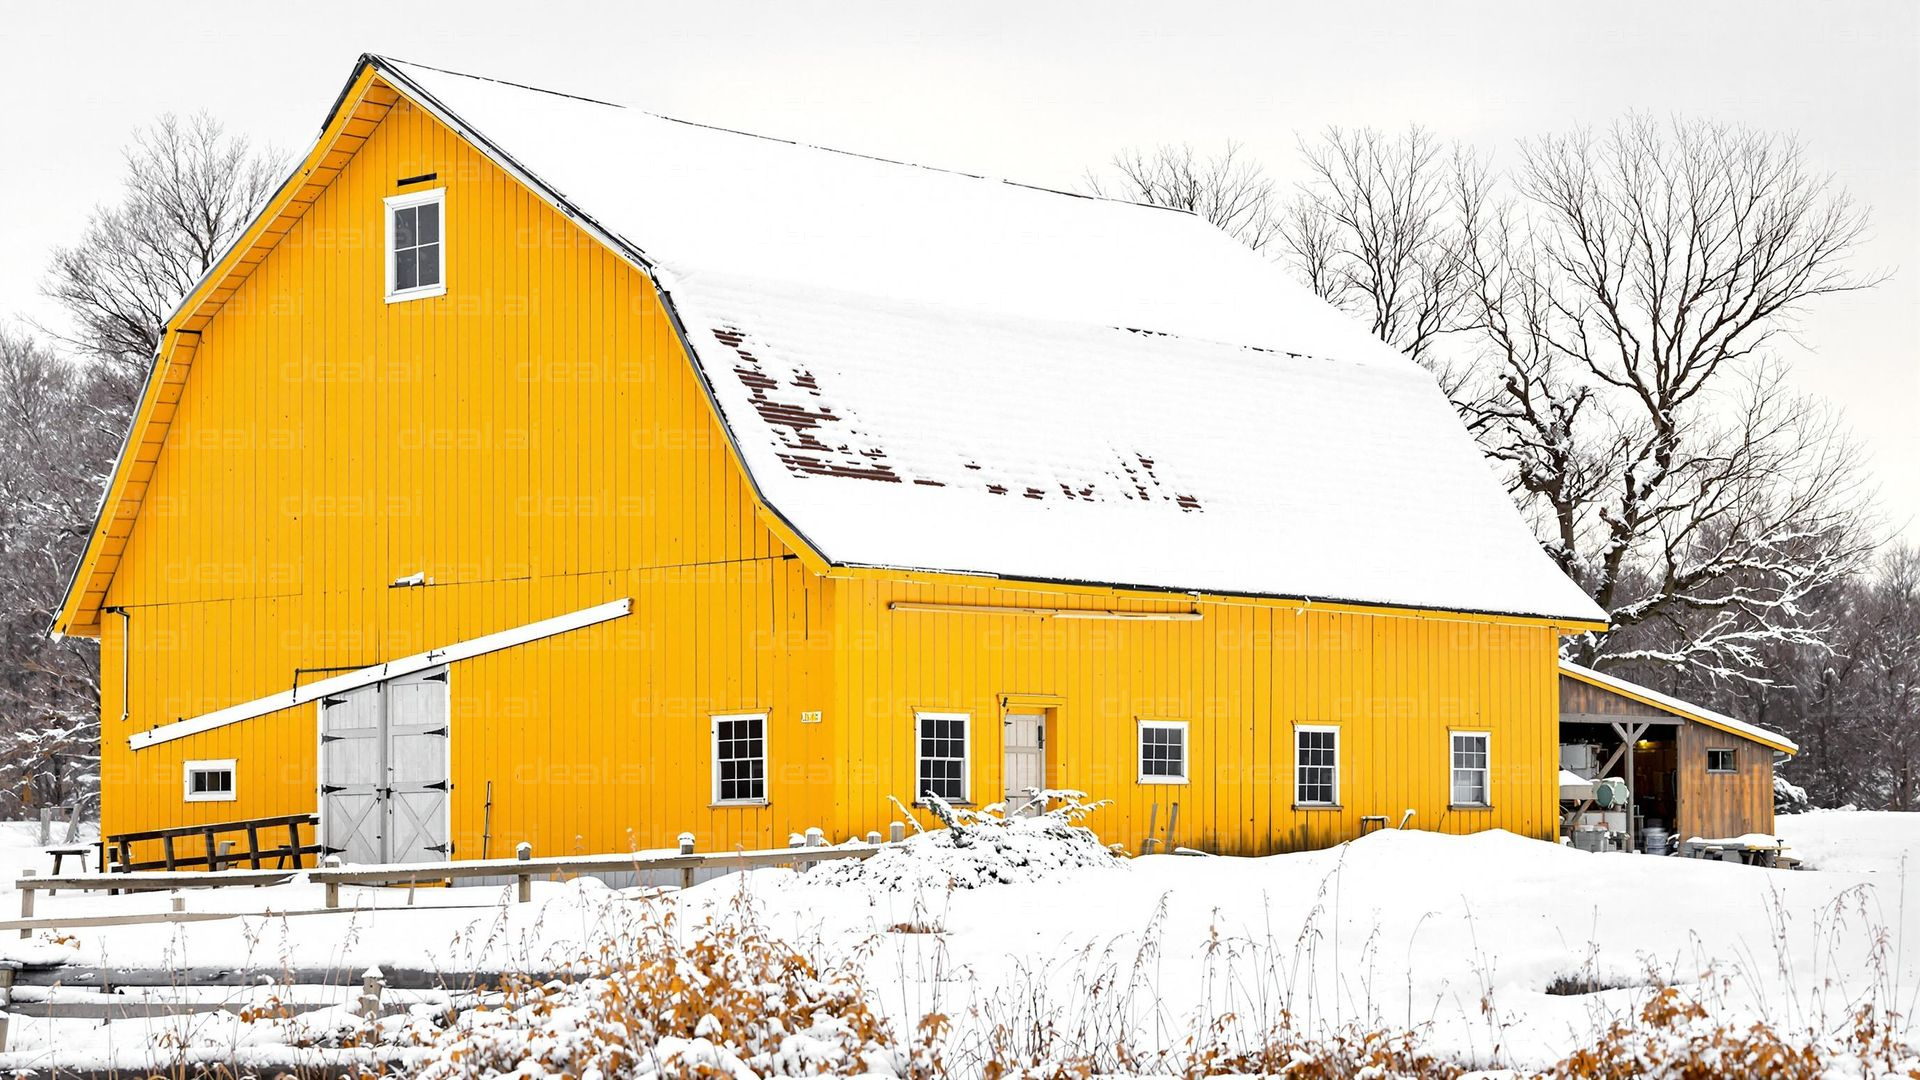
[54,55,1609,636]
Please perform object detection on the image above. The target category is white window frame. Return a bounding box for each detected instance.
[915,710,971,804]
[1450,730,1492,808]
[183,758,237,803]
[1294,725,1340,807]
[1137,719,1190,784]
[710,712,769,806]
[1706,747,1738,774]
[383,188,447,303]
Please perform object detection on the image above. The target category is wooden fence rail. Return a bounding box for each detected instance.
[16,839,887,922]
[102,813,322,873]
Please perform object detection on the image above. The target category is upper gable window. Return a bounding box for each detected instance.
[384,189,445,302]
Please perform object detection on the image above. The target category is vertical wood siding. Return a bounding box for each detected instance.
[1675,723,1776,841]
[1559,679,1668,719]
[832,579,1561,855]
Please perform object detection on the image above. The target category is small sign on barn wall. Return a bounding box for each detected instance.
[800,711,823,724]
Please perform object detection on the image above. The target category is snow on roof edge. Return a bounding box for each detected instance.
[1559,660,1798,754]
[835,558,1607,625]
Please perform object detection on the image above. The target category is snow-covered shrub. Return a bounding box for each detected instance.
[1775,773,1815,815]
[1550,986,1920,1079]
[401,893,916,1079]
[813,791,1118,891]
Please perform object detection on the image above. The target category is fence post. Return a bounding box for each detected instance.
[678,832,696,891]
[0,965,13,1050]
[889,821,906,843]
[322,855,343,910]
[515,841,532,903]
[170,892,185,914]
[17,871,34,938]
[866,830,882,845]
[37,809,51,847]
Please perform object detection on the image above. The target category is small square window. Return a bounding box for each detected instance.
[183,759,236,803]
[1706,748,1737,773]
[384,189,446,302]
[712,713,768,804]
[1138,720,1188,784]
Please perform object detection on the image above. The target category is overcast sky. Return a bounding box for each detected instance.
[4,1,1915,540]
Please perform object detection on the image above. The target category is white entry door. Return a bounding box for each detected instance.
[319,667,451,864]
[1003,712,1046,815]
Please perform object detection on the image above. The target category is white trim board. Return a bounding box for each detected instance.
[129,598,632,751]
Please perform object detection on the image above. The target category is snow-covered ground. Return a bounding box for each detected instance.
[3,809,1918,1074]
[1777,808,1920,877]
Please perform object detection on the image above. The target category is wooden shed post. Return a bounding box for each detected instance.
[1609,721,1651,852]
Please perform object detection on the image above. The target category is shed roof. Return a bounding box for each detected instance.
[54,55,1610,634]
[1559,661,1797,755]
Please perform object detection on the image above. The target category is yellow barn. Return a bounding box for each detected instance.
[54,56,1608,865]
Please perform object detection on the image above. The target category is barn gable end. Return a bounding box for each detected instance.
[81,70,837,853]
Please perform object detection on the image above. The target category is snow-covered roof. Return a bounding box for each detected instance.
[1558,661,1797,755]
[404,60,1611,622]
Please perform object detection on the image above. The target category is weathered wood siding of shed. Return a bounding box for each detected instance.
[1560,678,1668,719]
[1557,671,1779,840]
[1675,723,1776,841]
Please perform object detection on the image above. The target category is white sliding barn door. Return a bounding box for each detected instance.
[318,666,451,865]
[384,668,452,863]
[319,684,385,865]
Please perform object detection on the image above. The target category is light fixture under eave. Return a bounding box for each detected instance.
[888,601,1202,622]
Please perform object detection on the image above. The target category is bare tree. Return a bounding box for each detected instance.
[1458,116,1881,683]
[1708,546,1920,809]
[1083,142,1283,253]
[1093,115,1881,688]
[0,324,117,815]
[1279,126,1483,373]
[0,113,283,817]
[42,112,283,395]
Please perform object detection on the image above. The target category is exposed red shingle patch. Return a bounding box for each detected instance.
[713,325,901,483]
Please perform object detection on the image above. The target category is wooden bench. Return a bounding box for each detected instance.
[46,848,90,876]
[102,813,321,874]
